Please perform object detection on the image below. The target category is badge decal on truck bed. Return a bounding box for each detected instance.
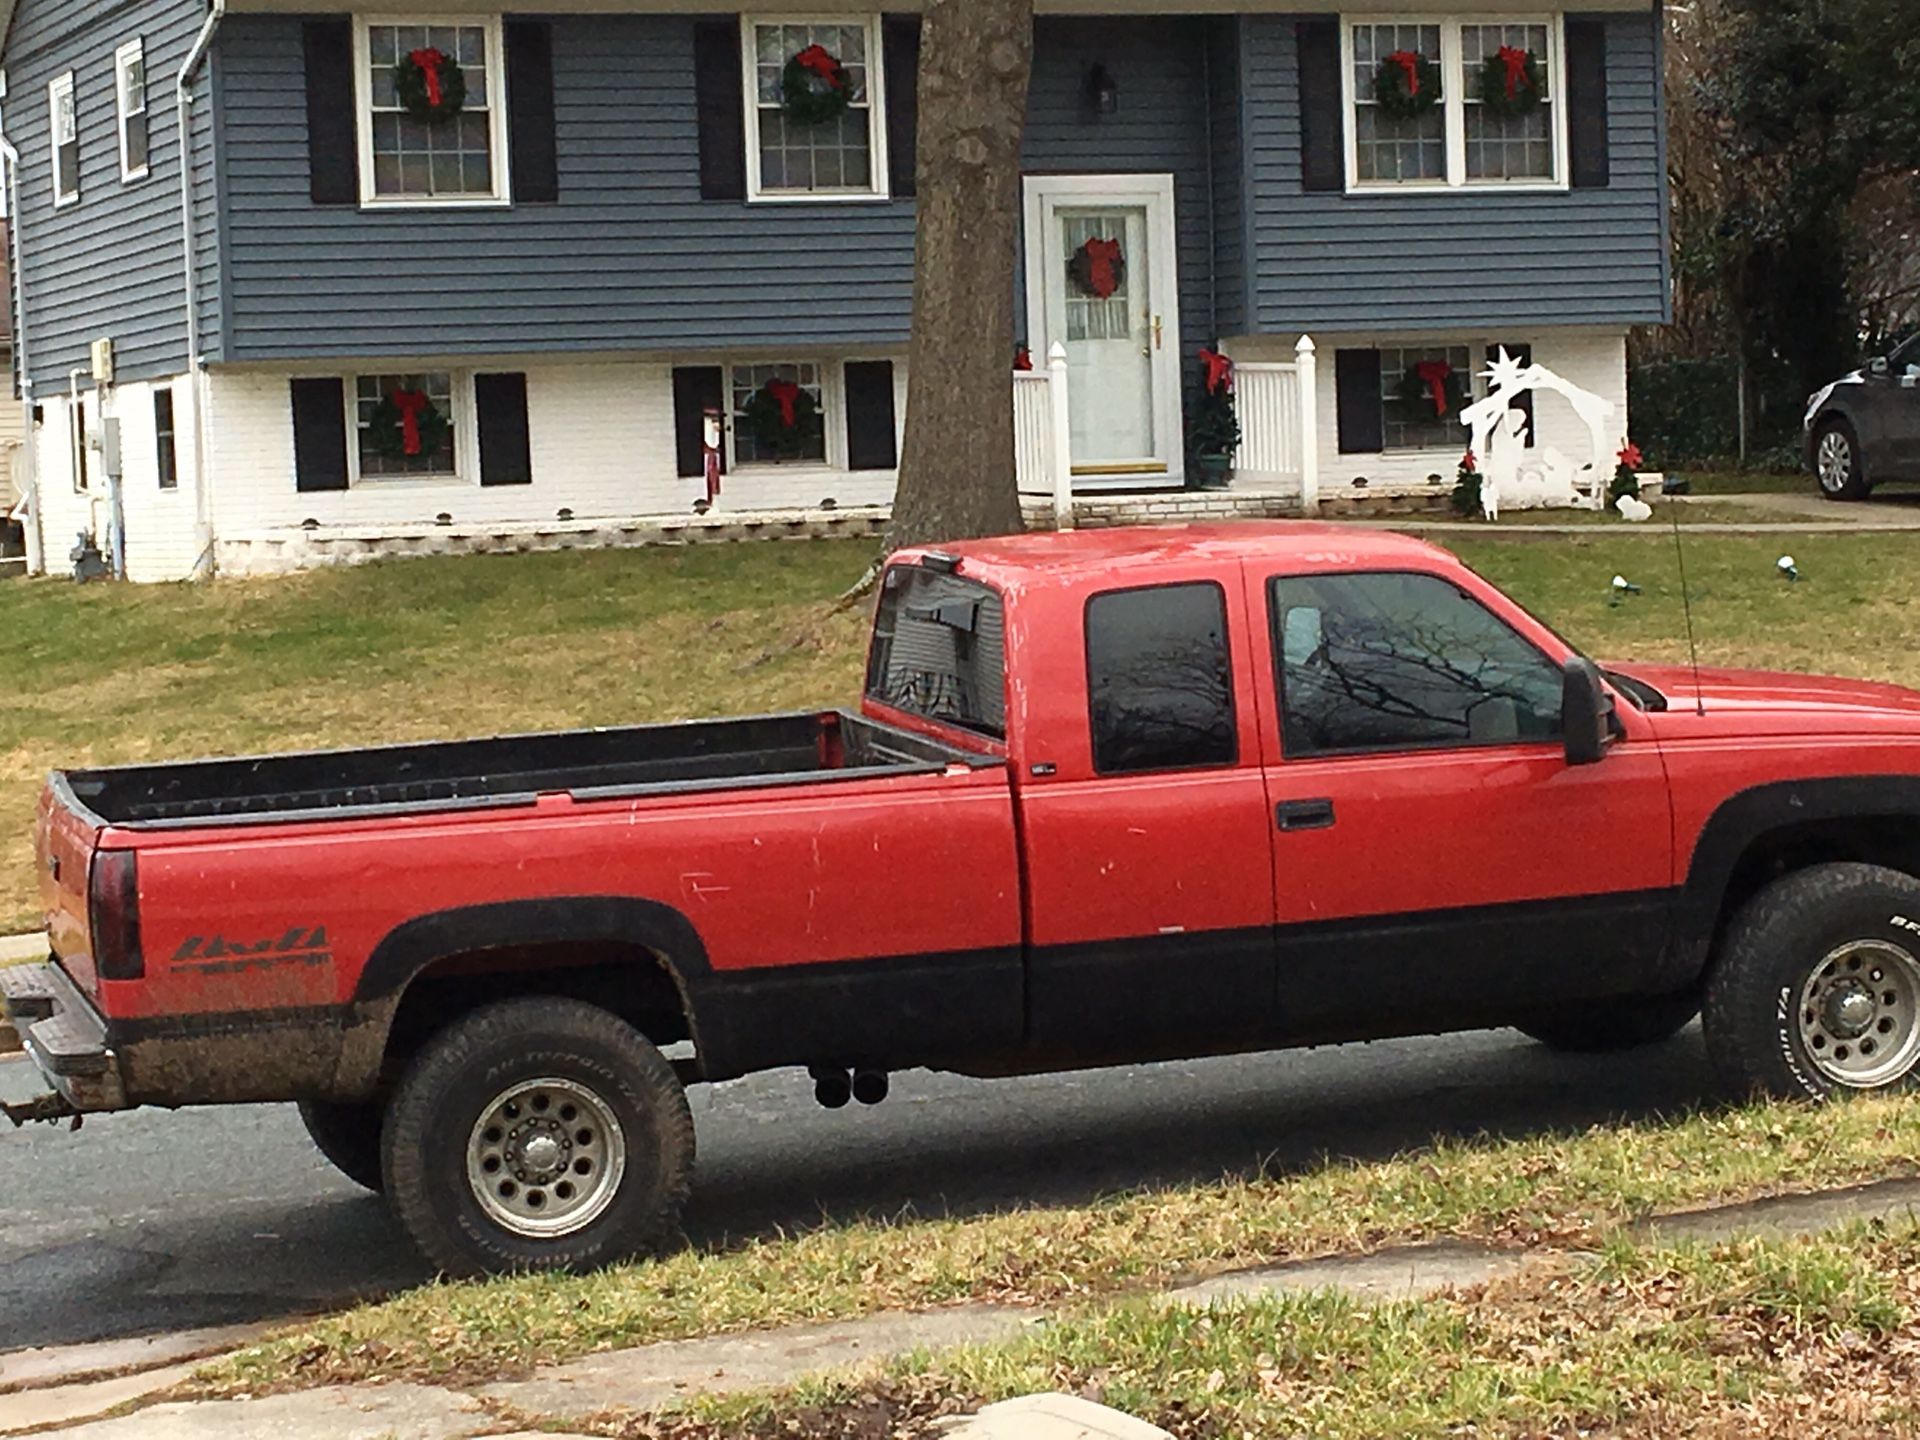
[169,927,333,975]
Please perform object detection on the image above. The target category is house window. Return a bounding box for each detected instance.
[355,373,458,479]
[729,362,828,466]
[154,389,178,489]
[357,18,509,203]
[743,16,888,201]
[116,39,149,181]
[1344,16,1565,191]
[1380,344,1473,451]
[49,73,77,206]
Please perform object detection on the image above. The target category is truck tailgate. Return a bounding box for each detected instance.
[36,780,103,993]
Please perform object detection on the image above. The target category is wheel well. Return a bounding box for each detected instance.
[379,941,695,1086]
[1711,817,1920,952]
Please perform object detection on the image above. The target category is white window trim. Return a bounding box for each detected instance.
[740,13,890,205]
[115,38,148,183]
[1340,16,1569,196]
[343,371,479,486]
[352,15,513,210]
[48,72,76,207]
[721,357,847,472]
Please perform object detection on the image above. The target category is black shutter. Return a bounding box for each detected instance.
[291,378,349,492]
[1565,16,1611,189]
[506,22,558,203]
[476,373,533,485]
[693,19,747,201]
[844,361,899,471]
[883,16,921,199]
[1296,18,1344,194]
[672,366,726,478]
[1487,344,1535,449]
[1334,349,1384,455]
[303,20,358,205]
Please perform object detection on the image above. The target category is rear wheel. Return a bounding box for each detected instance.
[1813,418,1871,501]
[1519,990,1700,1053]
[1705,863,1920,1100]
[297,1099,385,1193]
[381,997,694,1278]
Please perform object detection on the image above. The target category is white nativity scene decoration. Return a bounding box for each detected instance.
[1463,348,1618,521]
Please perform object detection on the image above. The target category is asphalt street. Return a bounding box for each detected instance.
[0,1025,1720,1354]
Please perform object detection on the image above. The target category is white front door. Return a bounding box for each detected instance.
[1024,175,1184,487]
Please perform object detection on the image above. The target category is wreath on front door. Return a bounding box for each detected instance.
[1068,237,1125,300]
[394,47,468,124]
[742,379,821,456]
[1477,45,1545,118]
[1396,361,1470,421]
[367,388,451,459]
[1373,50,1443,121]
[781,44,854,127]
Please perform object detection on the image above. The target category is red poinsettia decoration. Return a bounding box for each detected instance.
[1198,349,1234,396]
[1461,449,1478,473]
[1617,441,1644,469]
[1014,346,1033,372]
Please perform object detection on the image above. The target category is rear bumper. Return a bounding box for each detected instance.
[0,960,129,1117]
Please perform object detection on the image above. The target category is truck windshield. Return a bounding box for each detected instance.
[866,566,1008,739]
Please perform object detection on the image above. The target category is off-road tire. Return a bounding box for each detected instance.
[1704,863,1920,1100]
[381,997,694,1278]
[298,1098,386,1192]
[1813,417,1871,501]
[1518,990,1700,1053]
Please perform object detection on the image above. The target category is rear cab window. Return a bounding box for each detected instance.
[1085,583,1237,774]
[866,566,1008,740]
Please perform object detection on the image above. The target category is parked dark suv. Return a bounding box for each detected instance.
[1805,334,1920,500]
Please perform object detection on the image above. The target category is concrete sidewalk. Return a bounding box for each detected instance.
[5,1174,1917,1439]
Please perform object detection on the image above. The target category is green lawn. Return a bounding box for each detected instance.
[1670,468,1810,496]
[4,529,1920,932]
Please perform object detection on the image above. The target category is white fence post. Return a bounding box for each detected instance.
[1048,342,1074,531]
[1295,334,1320,516]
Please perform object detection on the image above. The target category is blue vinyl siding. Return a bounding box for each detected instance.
[1238,10,1670,333]
[6,0,218,389]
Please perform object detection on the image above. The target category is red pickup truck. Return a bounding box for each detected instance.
[9,524,1920,1277]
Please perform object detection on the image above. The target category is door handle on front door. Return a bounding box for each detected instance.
[1276,799,1336,832]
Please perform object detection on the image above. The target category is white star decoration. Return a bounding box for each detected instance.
[1481,346,1534,398]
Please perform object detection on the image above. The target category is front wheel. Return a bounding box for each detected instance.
[1813,418,1872,501]
[381,997,695,1278]
[1704,863,1920,1100]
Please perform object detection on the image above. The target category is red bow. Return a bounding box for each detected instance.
[1082,238,1123,299]
[1617,441,1644,469]
[409,48,446,109]
[1386,50,1424,96]
[793,44,841,85]
[1199,348,1234,396]
[765,378,802,428]
[391,390,429,455]
[1415,361,1455,418]
[1495,46,1533,100]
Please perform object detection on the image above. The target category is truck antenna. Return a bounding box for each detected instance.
[1669,496,1706,717]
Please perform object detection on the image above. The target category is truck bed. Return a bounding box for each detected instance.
[58,711,977,828]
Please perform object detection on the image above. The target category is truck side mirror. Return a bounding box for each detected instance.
[1562,658,1612,767]
[1869,356,1892,379]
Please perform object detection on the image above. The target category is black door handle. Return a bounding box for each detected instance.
[1276,798,1336,832]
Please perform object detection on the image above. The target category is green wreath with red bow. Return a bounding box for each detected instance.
[1068,237,1126,299]
[1477,45,1544,118]
[367,388,451,460]
[742,378,821,455]
[394,46,467,124]
[1396,360,1471,422]
[781,44,854,127]
[1374,50,1443,121]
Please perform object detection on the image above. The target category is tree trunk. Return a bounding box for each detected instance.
[887,0,1034,550]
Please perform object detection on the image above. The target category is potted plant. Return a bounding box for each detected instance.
[1188,348,1240,490]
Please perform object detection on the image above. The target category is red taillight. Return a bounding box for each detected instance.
[89,850,144,981]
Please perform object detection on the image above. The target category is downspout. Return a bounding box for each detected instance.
[0,132,41,574]
[177,0,224,577]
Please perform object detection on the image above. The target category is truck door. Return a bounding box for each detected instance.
[1016,576,1278,1056]
[1249,566,1674,1037]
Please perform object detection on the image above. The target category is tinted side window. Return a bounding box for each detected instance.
[1274,572,1562,756]
[1087,583,1236,774]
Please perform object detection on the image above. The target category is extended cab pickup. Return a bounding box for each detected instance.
[10,525,1920,1276]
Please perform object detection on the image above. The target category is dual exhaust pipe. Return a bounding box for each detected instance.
[809,1065,888,1109]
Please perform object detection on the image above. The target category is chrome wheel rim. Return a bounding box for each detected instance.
[1817,432,1854,493]
[466,1077,627,1238]
[1797,941,1920,1089]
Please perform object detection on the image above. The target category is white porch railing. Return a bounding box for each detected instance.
[1013,343,1075,529]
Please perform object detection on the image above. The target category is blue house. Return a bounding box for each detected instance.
[0,1,1667,580]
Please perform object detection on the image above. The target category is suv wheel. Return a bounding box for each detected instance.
[1813,418,1871,501]
[382,997,695,1278]
[1704,863,1920,1100]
